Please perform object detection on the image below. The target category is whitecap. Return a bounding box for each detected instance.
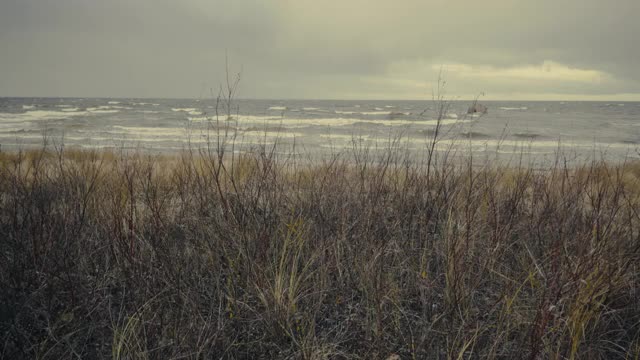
[190,114,472,128]
[22,105,36,110]
[108,101,121,105]
[268,106,287,111]
[0,110,88,121]
[87,106,120,114]
[172,108,199,112]
[320,134,370,141]
[187,116,210,122]
[499,107,528,111]
[241,130,303,138]
[361,111,391,115]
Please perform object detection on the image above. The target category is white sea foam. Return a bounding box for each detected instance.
[22,105,36,110]
[108,101,121,105]
[302,107,320,111]
[0,126,27,133]
[499,107,528,111]
[446,113,458,119]
[384,105,395,108]
[87,105,122,111]
[111,126,189,137]
[172,108,199,112]
[191,114,473,128]
[187,116,210,122]
[374,107,384,111]
[189,114,283,123]
[334,110,392,116]
[87,107,120,114]
[0,110,88,122]
[268,106,287,111]
[363,111,391,115]
[320,134,371,141]
[430,138,635,150]
[241,130,303,139]
[55,105,72,108]
[61,108,80,112]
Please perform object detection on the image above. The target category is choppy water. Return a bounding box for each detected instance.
[1,97,640,165]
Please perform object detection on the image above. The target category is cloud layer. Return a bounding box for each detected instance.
[1,0,639,99]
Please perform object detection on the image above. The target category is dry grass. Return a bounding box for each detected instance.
[0,134,639,359]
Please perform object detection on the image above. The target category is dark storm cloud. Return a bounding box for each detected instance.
[1,0,639,99]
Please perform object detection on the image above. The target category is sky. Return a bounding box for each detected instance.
[1,0,639,100]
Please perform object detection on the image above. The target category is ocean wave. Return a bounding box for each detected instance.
[499,107,528,111]
[241,130,303,138]
[86,107,120,114]
[334,110,392,115]
[0,110,89,122]
[364,111,393,115]
[185,112,476,128]
[319,134,371,141]
[22,105,36,110]
[171,108,199,112]
[459,131,491,139]
[61,108,81,112]
[111,126,188,137]
[513,132,541,139]
[108,101,121,105]
[268,106,287,111]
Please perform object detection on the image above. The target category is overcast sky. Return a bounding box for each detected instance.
[1,0,639,100]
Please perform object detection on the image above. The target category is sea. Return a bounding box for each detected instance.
[1,98,640,166]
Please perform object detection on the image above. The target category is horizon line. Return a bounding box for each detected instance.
[1,96,640,103]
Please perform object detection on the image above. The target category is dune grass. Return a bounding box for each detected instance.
[0,129,639,360]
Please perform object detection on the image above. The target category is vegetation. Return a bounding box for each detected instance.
[0,131,639,359]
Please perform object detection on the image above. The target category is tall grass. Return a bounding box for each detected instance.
[1,133,639,359]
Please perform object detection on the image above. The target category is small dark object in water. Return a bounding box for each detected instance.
[467,103,488,114]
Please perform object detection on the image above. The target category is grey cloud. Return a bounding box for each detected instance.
[1,0,639,98]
